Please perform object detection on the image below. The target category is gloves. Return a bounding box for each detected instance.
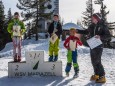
[21,29,25,35]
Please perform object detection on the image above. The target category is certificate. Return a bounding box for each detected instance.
[49,33,58,44]
[13,26,21,36]
[69,40,76,51]
[87,36,102,49]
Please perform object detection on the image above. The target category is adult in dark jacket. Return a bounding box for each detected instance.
[48,14,62,62]
[77,13,111,83]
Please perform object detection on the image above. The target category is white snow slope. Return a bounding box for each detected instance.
[0,39,115,86]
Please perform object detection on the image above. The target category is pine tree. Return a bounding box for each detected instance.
[7,8,12,22]
[17,0,53,21]
[95,0,115,31]
[3,8,12,34]
[17,0,53,40]
[82,0,94,28]
[0,0,4,30]
[1,8,13,46]
[0,0,5,51]
[4,8,13,31]
[81,0,94,46]
[94,0,115,48]
[94,0,109,22]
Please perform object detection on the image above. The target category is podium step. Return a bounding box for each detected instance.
[8,51,62,77]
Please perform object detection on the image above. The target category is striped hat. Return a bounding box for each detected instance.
[92,13,102,21]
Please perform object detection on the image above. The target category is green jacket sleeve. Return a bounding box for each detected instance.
[7,22,13,34]
[20,21,26,34]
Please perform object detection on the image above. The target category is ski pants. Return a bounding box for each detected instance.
[90,47,105,77]
[12,36,21,57]
[65,50,79,73]
[49,38,59,57]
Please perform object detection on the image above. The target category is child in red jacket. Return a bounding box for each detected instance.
[64,28,82,78]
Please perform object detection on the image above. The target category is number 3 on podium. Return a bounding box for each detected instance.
[51,64,55,70]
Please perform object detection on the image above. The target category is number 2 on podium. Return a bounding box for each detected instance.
[15,65,19,71]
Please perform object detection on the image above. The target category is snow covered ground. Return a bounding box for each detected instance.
[0,38,115,86]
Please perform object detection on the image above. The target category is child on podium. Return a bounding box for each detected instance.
[7,12,25,62]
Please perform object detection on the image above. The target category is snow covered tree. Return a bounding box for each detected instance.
[95,0,115,33]
[17,0,53,40]
[94,0,109,22]
[82,0,94,28]
[17,0,53,21]
[82,0,94,46]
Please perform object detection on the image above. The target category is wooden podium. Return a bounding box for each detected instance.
[8,51,62,77]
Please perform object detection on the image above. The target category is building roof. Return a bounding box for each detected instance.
[62,23,84,30]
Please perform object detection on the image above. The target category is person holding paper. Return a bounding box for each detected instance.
[64,28,82,78]
[7,12,25,62]
[77,13,111,83]
[48,14,62,62]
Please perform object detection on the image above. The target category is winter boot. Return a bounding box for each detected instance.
[73,67,79,78]
[96,76,106,83]
[53,55,58,62]
[49,56,53,62]
[73,72,79,78]
[66,72,69,77]
[90,75,99,81]
[14,54,18,62]
[65,63,72,73]
[17,56,21,62]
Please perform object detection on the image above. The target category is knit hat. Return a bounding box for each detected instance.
[70,28,76,30]
[92,13,102,21]
[53,14,59,17]
[14,12,19,16]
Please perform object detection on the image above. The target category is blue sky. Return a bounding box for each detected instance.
[2,0,115,23]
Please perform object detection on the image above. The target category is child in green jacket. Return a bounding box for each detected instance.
[7,12,26,62]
